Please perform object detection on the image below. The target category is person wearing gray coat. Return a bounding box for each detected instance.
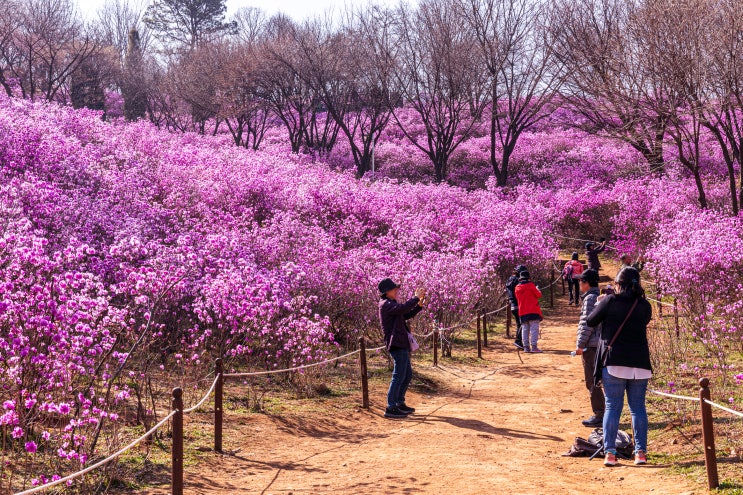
[573,269,605,427]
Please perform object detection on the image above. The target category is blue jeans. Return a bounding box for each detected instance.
[387,348,413,408]
[602,368,649,454]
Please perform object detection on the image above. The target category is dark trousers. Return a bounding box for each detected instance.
[567,278,580,303]
[511,308,522,343]
[387,348,413,408]
[582,348,605,417]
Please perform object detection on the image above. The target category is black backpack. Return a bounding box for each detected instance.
[562,428,635,459]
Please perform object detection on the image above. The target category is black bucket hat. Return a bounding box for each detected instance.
[579,269,600,286]
[378,278,400,295]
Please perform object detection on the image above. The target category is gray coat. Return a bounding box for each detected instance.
[577,287,601,349]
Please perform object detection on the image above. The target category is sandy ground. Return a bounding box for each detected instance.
[142,282,698,495]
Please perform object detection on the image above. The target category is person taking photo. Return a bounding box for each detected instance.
[378,278,425,419]
[573,269,604,428]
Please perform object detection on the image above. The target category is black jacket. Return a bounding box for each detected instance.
[505,275,519,309]
[587,293,653,380]
[586,244,606,270]
[379,297,422,350]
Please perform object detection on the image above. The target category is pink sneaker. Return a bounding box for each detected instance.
[531,348,544,353]
[604,452,617,467]
[634,450,647,465]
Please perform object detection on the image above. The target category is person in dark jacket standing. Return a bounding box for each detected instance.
[585,239,607,271]
[587,267,652,467]
[378,278,425,419]
[573,269,604,427]
[506,265,527,349]
[620,254,645,272]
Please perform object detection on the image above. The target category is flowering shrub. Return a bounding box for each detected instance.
[0,95,559,489]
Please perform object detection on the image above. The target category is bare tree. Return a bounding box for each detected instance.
[96,0,150,59]
[388,0,486,181]
[459,0,564,186]
[258,14,340,155]
[549,0,668,173]
[217,42,270,150]
[287,11,393,177]
[0,0,98,101]
[634,0,711,208]
[701,0,743,214]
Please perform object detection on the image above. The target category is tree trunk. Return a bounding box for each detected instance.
[692,168,708,209]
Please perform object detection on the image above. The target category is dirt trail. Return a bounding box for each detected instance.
[144,283,698,495]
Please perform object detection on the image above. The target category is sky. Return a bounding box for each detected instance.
[76,0,398,21]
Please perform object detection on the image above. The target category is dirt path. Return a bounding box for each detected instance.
[143,282,698,495]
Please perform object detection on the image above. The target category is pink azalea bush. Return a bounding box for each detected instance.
[0,95,558,489]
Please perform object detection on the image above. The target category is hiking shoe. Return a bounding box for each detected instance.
[513,341,524,350]
[582,415,603,427]
[384,407,409,419]
[634,450,647,465]
[604,452,617,467]
[398,403,415,414]
[523,347,532,353]
[531,348,544,353]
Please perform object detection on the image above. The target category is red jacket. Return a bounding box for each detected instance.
[515,281,543,318]
[564,260,584,279]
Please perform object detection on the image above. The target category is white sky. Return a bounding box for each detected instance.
[76,0,399,21]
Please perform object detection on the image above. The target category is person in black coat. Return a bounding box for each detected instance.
[587,267,652,467]
[378,278,425,419]
[506,265,527,349]
[585,239,607,271]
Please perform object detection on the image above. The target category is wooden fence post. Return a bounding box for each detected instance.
[506,307,511,339]
[550,270,555,308]
[359,337,369,409]
[172,388,184,495]
[433,328,439,367]
[658,292,664,317]
[483,311,488,348]
[476,313,482,359]
[561,267,566,295]
[699,378,719,489]
[214,359,223,454]
[673,298,680,337]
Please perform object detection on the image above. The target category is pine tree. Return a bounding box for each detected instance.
[143,0,234,49]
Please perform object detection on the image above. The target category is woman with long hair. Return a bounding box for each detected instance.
[587,267,653,467]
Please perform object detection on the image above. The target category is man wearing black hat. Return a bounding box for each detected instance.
[378,278,425,419]
[585,238,607,272]
[574,269,604,427]
[506,265,527,349]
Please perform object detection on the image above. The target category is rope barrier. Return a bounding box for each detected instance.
[704,399,743,418]
[648,389,700,402]
[14,411,178,495]
[647,296,674,308]
[551,233,617,251]
[224,347,385,378]
[182,374,221,414]
[649,390,743,418]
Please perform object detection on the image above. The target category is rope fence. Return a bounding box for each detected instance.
[646,379,742,489]
[12,341,385,495]
[14,411,178,495]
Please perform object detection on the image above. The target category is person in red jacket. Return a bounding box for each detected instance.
[514,271,544,353]
[563,252,585,306]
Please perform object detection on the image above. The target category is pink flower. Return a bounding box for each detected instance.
[25,441,37,453]
[12,427,23,439]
